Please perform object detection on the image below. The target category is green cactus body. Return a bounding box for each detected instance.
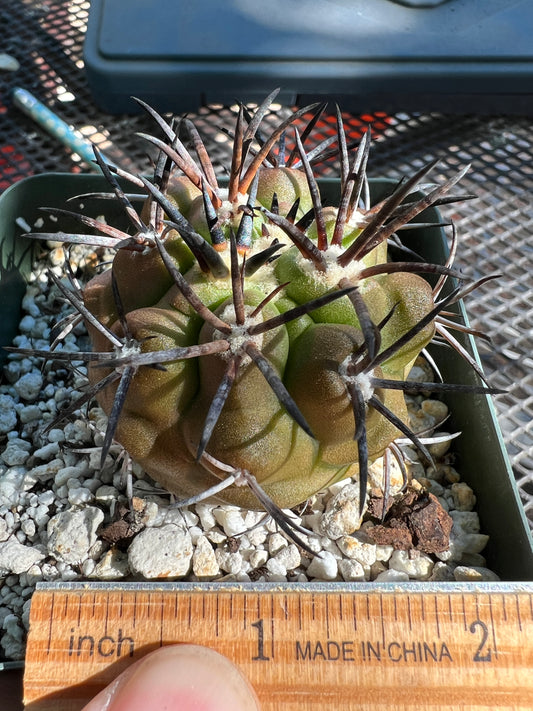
[20,93,486,537]
[83,163,436,510]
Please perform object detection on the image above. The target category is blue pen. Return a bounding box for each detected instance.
[12,87,116,171]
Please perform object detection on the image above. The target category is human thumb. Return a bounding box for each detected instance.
[81,643,261,711]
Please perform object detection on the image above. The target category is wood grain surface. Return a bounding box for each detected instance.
[23,586,533,710]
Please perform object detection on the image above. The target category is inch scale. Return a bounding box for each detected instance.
[24,581,533,710]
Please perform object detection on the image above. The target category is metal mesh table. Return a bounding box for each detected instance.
[1,0,532,523]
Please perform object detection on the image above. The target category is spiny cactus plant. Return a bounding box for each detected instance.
[14,90,500,547]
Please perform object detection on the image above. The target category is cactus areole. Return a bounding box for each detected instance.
[18,91,501,543]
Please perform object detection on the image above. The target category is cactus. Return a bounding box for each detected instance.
[14,91,500,546]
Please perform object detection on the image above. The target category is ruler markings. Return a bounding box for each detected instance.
[159,598,164,647]
[46,592,55,657]
[132,592,137,629]
[104,595,108,637]
[24,586,533,710]
[515,594,522,632]
[379,594,386,648]
[487,595,498,661]
[270,594,275,660]
[434,596,441,639]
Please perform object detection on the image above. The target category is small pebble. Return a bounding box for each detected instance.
[192,535,219,578]
[306,551,338,581]
[215,549,244,575]
[374,569,410,583]
[339,559,365,581]
[429,562,456,582]
[29,465,64,490]
[450,510,480,533]
[91,549,130,580]
[0,520,9,543]
[128,526,193,579]
[67,486,93,506]
[95,485,119,503]
[268,533,287,556]
[18,405,43,424]
[450,482,477,511]
[336,536,377,567]
[389,550,434,580]
[1,439,32,466]
[273,544,301,571]
[33,442,60,460]
[14,372,43,402]
[266,558,287,577]
[195,504,217,531]
[213,508,247,537]
[249,550,269,569]
[0,395,17,434]
[0,537,45,575]
[47,508,104,565]
[319,485,362,539]
[453,566,500,582]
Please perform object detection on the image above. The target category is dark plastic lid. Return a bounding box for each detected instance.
[84,0,533,113]
[96,0,533,61]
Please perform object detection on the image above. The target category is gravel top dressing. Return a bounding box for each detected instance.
[0,239,498,662]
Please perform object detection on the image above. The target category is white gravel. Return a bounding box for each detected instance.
[0,240,500,661]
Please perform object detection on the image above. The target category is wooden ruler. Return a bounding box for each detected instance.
[24,581,533,710]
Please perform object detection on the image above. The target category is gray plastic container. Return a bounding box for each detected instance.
[0,173,532,582]
[84,0,533,114]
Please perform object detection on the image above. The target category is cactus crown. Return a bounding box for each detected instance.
[12,90,501,549]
